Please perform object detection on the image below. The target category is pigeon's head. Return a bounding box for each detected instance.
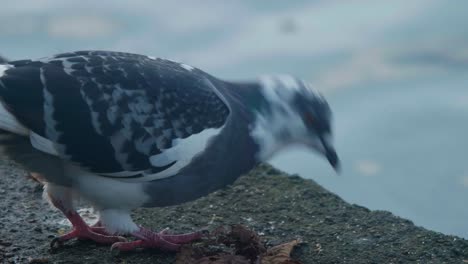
[251,75,340,171]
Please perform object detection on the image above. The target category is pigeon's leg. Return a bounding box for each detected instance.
[111,227,205,252]
[87,218,115,236]
[88,219,108,234]
[45,183,126,247]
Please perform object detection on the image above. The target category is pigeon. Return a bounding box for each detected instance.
[0,51,339,252]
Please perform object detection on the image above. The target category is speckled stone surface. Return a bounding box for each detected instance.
[1,162,467,263]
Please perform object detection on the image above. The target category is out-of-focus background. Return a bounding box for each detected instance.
[1,1,467,238]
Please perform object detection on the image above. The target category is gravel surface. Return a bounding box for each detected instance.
[1,161,467,264]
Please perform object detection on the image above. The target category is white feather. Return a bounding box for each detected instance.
[180,63,194,71]
[41,68,62,142]
[43,183,75,211]
[0,102,29,135]
[98,170,144,177]
[30,132,60,156]
[67,164,149,209]
[0,64,12,78]
[99,209,138,235]
[144,125,224,181]
[251,75,308,161]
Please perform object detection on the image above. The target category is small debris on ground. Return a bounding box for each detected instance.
[175,225,302,264]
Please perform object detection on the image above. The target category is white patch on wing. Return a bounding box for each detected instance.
[133,136,152,155]
[106,105,119,124]
[180,63,194,71]
[49,57,81,75]
[30,132,60,156]
[98,125,223,179]
[98,170,144,177]
[0,101,29,135]
[109,134,133,170]
[160,57,179,64]
[0,64,12,78]
[141,126,224,181]
[158,57,196,72]
[79,88,104,134]
[41,68,62,142]
[0,75,66,157]
[203,78,231,110]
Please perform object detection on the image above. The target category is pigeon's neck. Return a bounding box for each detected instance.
[225,82,268,116]
[140,80,280,207]
[221,80,287,162]
[221,80,269,121]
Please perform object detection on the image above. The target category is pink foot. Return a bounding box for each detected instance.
[110,227,205,252]
[51,212,126,248]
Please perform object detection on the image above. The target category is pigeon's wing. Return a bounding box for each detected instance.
[0,51,230,181]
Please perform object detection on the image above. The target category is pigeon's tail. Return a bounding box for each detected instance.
[0,55,8,64]
[0,57,31,173]
[0,60,30,136]
[0,56,8,67]
[0,102,29,136]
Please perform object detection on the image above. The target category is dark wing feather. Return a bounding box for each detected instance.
[0,51,230,176]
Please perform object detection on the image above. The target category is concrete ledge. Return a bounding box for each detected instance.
[1,162,467,263]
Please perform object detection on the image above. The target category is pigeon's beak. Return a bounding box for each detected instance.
[319,135,340,173]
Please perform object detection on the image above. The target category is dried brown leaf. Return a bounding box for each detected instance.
[177,225,302,264]
[231,224,259,244]
[260,239,302,264]
[230,225,266,262]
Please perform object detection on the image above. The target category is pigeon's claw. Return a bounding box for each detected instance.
[50,211,126,249]
[110,227,204,253]
[51,227,126,248]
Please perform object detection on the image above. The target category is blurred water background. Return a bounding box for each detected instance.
[1,1,467,238]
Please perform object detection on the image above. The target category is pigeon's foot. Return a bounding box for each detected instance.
[51,211,126,248]
[110,227,205,253]
[88,221,114,236]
